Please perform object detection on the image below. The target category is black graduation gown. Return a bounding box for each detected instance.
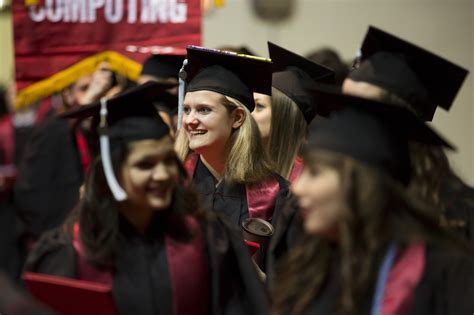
[266,196,301,289]
[191,159,290,227]
[14,117,84,239]
[298,245,474,315]
[23,214,268,315]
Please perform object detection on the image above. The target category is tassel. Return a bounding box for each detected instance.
[99,98,127,201]
[177,59,188,130]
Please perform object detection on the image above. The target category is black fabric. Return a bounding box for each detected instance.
[113,215,172,315]
[141,55,185,79]
[410,245,474,315]
[24,214,269,315]
[269,42,335,123]
[185,46,273,111]
[352,25,469,121]
[59,82,172,148]
[14,126,34,166]
[305,83,454,185]
[349,52,432,119]
[266,197,301,290]
[14,117,83,238]
[192,159,249,227]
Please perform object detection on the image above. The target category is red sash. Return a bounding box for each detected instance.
[288,157,303,183]
[184,153,281,221]
[382,242,426,315]
[0,116,14,165]
[72,216,209,315]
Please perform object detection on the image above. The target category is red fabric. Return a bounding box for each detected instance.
[13,0,201,89]
[288,156,303,183]
[184,153,281,221]
[74,129,90,174]
[382,242,426,315]
[166,216,209,315]
[0,115,14,165]
[72,223,113,286]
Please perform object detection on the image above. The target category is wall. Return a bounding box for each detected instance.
[0,10,13,85]
[203,0,474,185]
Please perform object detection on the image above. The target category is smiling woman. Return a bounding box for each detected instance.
[23,82,271,315]
[174,46,291,230]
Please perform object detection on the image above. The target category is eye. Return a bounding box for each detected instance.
[164,155,178,166]
[255,103,265,111]
[183,106,191,114]
[134,160,155,170]
[307,166,321,177]
[197,106,211,114]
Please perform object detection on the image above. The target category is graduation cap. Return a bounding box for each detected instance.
[303,83,455,185]
[348,26,469,121]
[60,81,173,201]
[268,42,335,123]
[140,54,186,80]
[181,46,273,110]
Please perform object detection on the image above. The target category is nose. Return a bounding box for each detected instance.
[151,163,171,182]
[184,110,198,128]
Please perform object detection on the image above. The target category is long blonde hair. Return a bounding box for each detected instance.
[267,87,308,179]
[175,93,273,184]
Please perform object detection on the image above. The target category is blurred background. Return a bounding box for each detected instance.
[1,0,472,185]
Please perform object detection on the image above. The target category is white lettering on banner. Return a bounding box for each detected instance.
[127,0,137,23]
[27,0,188,24]
[105,0,123,23]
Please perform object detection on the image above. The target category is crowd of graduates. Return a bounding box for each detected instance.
[0,25,474,314]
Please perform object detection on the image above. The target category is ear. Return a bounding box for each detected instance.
[232,107,246,129]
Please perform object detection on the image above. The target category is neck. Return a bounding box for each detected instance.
[120,205,154,235]
[200,153,227,182]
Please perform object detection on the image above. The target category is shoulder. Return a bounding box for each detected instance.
[24,227,76,277]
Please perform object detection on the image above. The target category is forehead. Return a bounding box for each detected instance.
[127,137,174,157]
[183,90,224,106]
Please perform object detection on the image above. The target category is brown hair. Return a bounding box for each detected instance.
[272,149,469,315]
[267,87,308,179]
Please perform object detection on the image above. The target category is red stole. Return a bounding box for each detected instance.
[382,242,426,315]
[0,115,14,165]
[184,153,281,221]
[72,215,209,315]
[288,157,303,183]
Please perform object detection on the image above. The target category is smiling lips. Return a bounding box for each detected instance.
[188,130,207,136]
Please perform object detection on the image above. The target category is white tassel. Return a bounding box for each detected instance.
[99,98,127,201]
[177,59,188,130]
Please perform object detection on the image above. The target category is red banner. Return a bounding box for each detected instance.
[12,0,201,106]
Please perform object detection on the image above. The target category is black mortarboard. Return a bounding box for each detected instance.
[60,81,174,201]
[304,83,455,185]
[141,54,185,79]
[60,81,173,146]
[348,26,469,121]
[268,42,335,123]
[183,46,273,110]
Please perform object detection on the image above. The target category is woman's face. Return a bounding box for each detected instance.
[251,93,272,142]
[121,137,180,212]
[291,161,345,239]
[183,90,242,156]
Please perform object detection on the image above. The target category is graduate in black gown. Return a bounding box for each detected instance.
[24,82,268,315]
[342,26,474,244]
[174,46,290,229]
[271,86,474,315]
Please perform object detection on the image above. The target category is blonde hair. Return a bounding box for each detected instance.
[175,93,273,184]
[268,87,308,179]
